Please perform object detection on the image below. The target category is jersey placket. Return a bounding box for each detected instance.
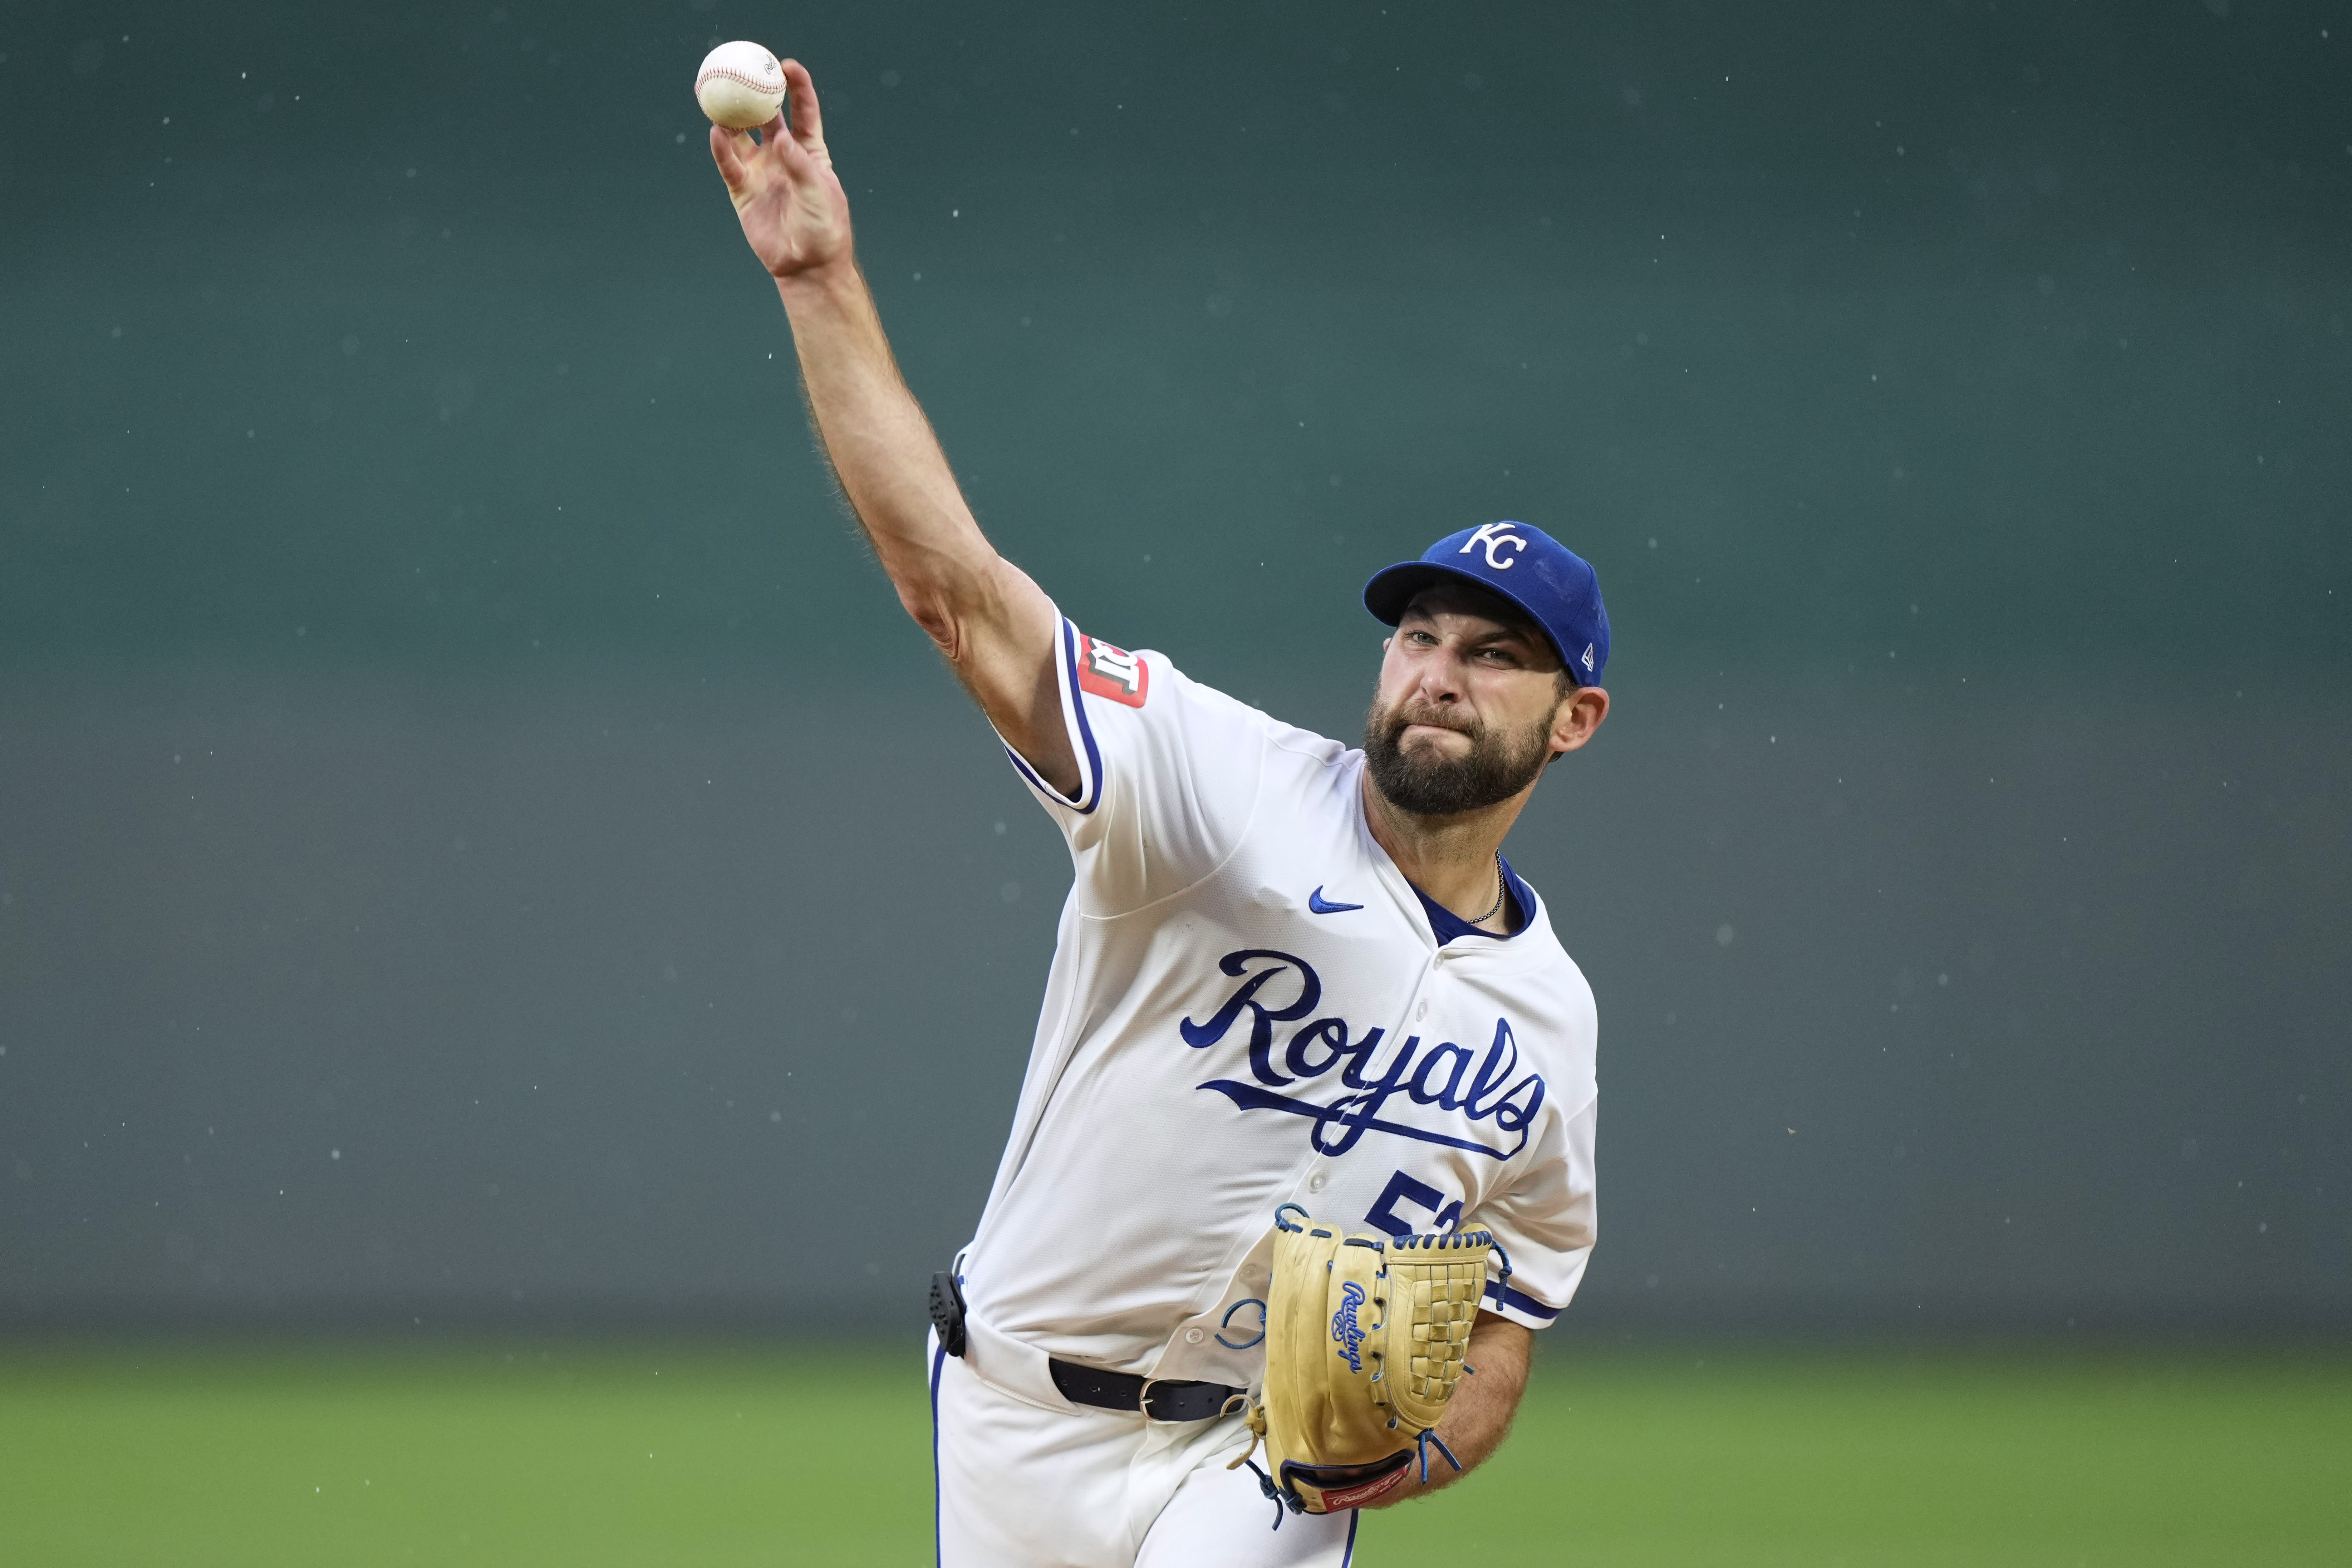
[1292,935,1454,1211]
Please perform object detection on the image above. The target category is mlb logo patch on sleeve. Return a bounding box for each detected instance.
[1078,635,1149,707]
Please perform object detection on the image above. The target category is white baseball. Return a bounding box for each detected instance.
[694,41,787,130]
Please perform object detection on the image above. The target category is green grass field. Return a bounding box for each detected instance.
[3,1340,2345,1566]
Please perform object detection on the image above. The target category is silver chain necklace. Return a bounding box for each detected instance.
[1470,852,1508,925]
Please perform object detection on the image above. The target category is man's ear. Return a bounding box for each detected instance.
[1549,685,1610,758]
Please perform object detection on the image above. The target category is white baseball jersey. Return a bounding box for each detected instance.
[952,614,1599,1411]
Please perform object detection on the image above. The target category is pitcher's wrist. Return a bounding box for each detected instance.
[775,254,864,309]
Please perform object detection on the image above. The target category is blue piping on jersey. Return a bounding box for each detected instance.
[929,1340,947,1566]
[1480,1278,1561,1324]
[996,618,1105,813]
[1342,1506,1360,1563]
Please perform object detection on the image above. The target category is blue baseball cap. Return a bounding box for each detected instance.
[1364,522,1611,684]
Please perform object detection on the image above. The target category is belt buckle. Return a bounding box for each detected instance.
[1140,1379,1247,1423]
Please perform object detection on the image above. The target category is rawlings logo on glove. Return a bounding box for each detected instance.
[1330,1283,1368,1372]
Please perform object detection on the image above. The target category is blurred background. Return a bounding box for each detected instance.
[2,0,2347,1561]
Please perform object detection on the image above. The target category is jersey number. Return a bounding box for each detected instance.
[1365,1169,1463,1238]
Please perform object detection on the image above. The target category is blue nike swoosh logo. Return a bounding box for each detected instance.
[1307,887,1364,914]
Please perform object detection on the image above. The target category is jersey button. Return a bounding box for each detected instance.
[1307,1171,1329,1193]
[1185,1327,1206,1345]
[1415,998,1429,1021]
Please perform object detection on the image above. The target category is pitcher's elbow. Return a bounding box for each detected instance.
[899,586,964,661]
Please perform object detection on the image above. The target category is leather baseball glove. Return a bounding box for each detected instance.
[1228,1204,1505,1518]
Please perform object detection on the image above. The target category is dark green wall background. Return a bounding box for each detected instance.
[6,0,2347,680]
[1,1,2346,1333]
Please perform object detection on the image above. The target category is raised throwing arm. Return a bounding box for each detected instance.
[709,60,1077,795]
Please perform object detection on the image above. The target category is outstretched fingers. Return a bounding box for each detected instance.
[779,59,827,154]
[708,123,756,190]
[760,107,831,186]
[711,113,816,197]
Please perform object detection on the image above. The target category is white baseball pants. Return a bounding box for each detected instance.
[927,1333,1359,1568]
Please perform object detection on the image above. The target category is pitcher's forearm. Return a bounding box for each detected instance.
[711,64,1070,786]
[775,261,992,639]
[770,257,1072,789]
[1361,1314,1532,1508]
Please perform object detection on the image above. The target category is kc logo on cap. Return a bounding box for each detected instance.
[1459,524,1529,571]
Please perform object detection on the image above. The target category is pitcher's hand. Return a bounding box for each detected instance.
[710,59,851,280]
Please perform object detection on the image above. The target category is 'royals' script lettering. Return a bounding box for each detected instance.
[1180,948,1545,1160]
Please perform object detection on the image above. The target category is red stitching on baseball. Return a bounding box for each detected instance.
[697,65,783,93]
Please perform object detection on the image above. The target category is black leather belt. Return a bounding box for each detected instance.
[1048,1358,1248,1424]
[934,1272,1242,1424]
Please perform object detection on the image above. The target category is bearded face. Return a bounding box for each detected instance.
[1361,693,1557,817]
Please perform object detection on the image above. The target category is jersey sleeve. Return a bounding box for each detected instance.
[1467,1092,1597,1331]
[998,614,1270,915]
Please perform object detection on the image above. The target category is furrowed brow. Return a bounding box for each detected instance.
[1468,624,1541,657]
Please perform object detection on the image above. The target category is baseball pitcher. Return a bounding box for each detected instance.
[709,59,1609,1568]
